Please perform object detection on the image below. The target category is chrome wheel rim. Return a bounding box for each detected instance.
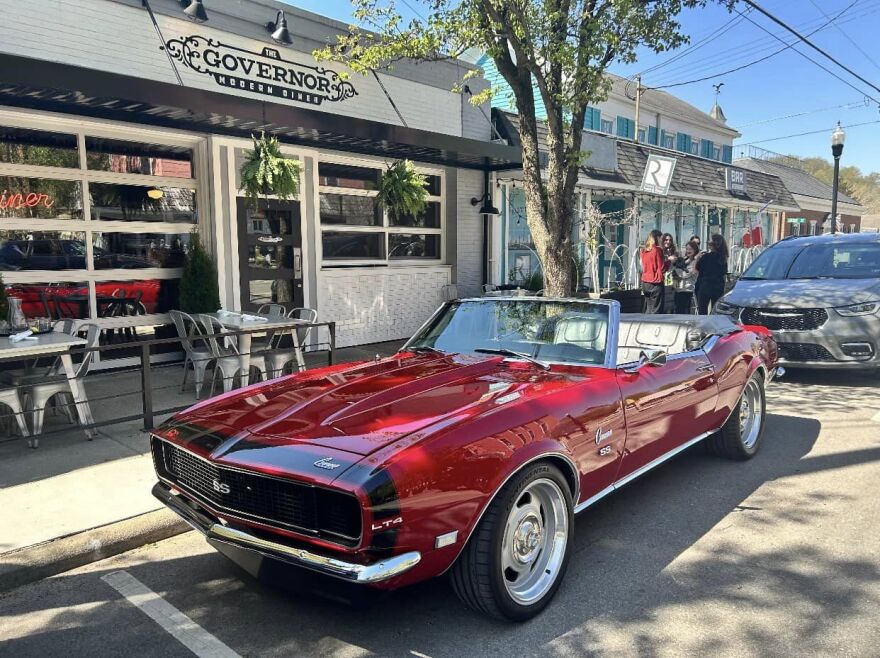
[501,478,568,605]
[739,378,763,449]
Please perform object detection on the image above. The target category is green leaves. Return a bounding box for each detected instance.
[178,231,221,314]
[239,132,302,208]
[376,159,429,221]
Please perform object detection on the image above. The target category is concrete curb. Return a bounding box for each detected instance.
[0,508,190,593]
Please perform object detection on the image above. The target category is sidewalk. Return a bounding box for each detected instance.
[0,340,403,590]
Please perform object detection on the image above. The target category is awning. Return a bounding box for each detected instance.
[0,54,523,172]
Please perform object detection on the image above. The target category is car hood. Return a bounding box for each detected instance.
[725,277,880,308]
[158,352,590,460]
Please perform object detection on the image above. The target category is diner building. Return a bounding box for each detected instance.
[0,0,521,361]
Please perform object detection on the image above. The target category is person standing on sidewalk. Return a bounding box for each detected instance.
[695,234,729,314]
[673,240,699,314]
[640,230,665,314]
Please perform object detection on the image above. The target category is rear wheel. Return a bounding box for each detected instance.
[709,373,766,460]
[450,463,573,621]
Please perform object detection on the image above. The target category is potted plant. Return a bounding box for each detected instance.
[239,132,302,208]
[376,159,428,222]
[179,231,221,314]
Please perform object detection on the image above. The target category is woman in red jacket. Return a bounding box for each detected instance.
[640,229,665,314]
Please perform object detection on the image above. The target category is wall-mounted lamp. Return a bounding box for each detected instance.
[266,10,293,46]
[471,193,499,216]
[180,0,208,23]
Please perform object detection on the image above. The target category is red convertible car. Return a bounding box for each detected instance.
[151,298,781,621]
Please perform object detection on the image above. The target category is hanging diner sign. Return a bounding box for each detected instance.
[162,36,358,107]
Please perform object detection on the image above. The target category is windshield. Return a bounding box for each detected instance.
[742,241,880,280]
[407,299,610,366]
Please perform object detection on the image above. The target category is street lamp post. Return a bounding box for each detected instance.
[830,122,846,234]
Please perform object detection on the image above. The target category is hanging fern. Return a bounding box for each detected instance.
[240,132,302,207]
[376,159,429,222]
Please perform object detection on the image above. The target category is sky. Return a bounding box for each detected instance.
[285,0,880,173]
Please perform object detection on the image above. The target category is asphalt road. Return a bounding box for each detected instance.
[2,370,879,658]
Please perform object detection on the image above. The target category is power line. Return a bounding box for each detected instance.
[807,0,880,74]
[739,119,880,145]
[740,0,880,96]
[637,13,748,76]
[645,0,880,86]
[733,6,880,106]
[736,99,870,127]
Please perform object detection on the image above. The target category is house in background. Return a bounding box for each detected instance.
[735,147,867,238]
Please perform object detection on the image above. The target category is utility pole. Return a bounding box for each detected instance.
[634,74,642,143]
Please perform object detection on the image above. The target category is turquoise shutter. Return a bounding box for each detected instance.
[617,117,635,139]
[676,133,687,152]
[584,107,601,131]
[648,126,658,145]
[722,145,733,163]
[617,116,627,138]
[701,139,713,158]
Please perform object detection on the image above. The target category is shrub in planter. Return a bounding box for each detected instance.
[376,160,428,222]
[179,231,221,314]
[240,132,302,208]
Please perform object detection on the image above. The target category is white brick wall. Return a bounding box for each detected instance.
[456,170,485,298]
[317,267,451,347]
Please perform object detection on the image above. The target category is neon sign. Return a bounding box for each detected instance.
[0,191,54,210]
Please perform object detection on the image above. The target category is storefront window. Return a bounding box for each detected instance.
[389,234,440,259]
[95,279,179,316]
[5,280,91,319]
[248,279,293,306]
[319,193,381,226]
[91,232,189,269]
[89,183,197,223]
[318,163,380,190]
[85,137,194,178]
[248,243,292,269]
[504,187,539,285]
[390,202,441,228]
[0,126,79,168]
[322,232,384,260]
[0,176,83,219]
[638,200,661,244]
[680,204,702,245]
[0,230,88,270]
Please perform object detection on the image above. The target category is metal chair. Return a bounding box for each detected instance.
[252,303,286,351]
[170,310,215,399]
[0,387,29,440]
[256,304,286,318]
[25,323,101,445]
[265,307,316,378]
[199,314,269,395]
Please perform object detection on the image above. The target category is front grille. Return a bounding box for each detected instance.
[741,307,828,331]
[777,343,837,362]
[152,439,362,546]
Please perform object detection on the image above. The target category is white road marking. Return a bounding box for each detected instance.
[101,570,240,658]
[873,409,880,423]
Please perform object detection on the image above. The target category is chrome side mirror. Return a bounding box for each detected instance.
[625,348,667,373]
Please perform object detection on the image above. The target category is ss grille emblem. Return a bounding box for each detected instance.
[212,478,230,494]
[314,457,341,470]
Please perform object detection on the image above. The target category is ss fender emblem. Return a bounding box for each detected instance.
[371,516,403,531]
[599,446,613,457]
[212,478,230,494]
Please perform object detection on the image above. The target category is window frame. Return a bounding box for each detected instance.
[662,131,676,149]
[0,108,204,341]
[600,119,614,135]
[317,154,444,267]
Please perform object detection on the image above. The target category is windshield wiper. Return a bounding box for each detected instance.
[474,347,551,371]
[405,345,446,355]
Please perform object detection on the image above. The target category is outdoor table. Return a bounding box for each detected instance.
[205,312,307,386]
[0,333,96,439]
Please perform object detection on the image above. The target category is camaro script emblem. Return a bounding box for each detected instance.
[314,457,341,470]
[595,427,613,445]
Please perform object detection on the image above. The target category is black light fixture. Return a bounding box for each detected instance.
[471,193,499,216]
[266,10,293,46]
[180,0,208,23]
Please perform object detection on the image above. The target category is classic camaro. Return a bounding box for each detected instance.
[151,297,781,621]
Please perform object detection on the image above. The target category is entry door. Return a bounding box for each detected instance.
[236,198,303,313]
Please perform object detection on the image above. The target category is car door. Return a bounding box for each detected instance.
[614,350,719,482]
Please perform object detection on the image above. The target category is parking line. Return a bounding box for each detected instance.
[873,410,880,423]
[101,570,240,658]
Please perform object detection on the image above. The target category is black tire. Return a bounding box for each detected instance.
[708,372,766,460]
[449,462,574,621]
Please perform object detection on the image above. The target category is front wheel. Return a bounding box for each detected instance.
[450,463,573,621]
[709,372,766,460]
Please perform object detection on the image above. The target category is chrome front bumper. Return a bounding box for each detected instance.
[153,482,421,584]
[767,366,786,383]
